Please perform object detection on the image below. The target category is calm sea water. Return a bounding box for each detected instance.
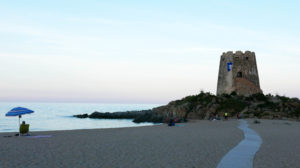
[0,102,161,133]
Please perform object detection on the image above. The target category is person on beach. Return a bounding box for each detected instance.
[20,121,30,136]
[168,119,175,126]
[216,114,220,120]
[209,113,213,121]
[248,101,251,109]
[224,112,228,120]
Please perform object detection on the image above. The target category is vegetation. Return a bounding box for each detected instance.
[246,93,268,101]
[217,96,247,114]
[172,91,300,120]
[75,91,300,123]
[174,91,215,106]
[293,106,300,119]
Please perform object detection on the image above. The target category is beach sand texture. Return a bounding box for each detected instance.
[0,120,242,168]
[250,119,300,168]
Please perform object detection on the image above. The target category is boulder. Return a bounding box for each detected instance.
[73,114,88,118]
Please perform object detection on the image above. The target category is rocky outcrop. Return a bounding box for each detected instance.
[74,92,300,123]
[74,110,165,123]
[74,113,89,118]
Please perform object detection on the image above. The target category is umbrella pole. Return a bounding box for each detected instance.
[18,115,21,136]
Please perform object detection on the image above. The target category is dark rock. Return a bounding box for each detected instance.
[73,114,88,118]
[74,110,166,123]
[133,113,164,123]
[89,110,151,119]
[254,120,261,124]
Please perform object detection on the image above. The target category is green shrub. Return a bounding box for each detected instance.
[230,91,237,96]
[257,101,279,110]
[175,91,215,106]
[217,97,247,114]
[276,95,290,103]
[251,93,268,102]
[222,94,231,98]
[253,111,262,118]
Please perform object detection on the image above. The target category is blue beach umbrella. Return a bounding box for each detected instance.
[6,107,34,135]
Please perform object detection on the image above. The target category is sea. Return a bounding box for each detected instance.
[0,102,162,133]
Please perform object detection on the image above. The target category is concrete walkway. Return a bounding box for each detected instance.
[217,120,262,168]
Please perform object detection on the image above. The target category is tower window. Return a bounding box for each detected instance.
[237,72,243,78]
[246,57,249,60]
[227,62,232,72]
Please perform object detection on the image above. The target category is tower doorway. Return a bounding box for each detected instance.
[237,72,243,78]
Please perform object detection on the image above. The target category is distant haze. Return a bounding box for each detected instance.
[0,1,300,103]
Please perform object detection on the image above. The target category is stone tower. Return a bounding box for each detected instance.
[217,51,262,96]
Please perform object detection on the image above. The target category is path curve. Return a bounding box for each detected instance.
[217,120,262,168]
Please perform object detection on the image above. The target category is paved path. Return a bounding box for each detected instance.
[217,120,262,168]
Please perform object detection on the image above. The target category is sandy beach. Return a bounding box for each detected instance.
[0,120,242,168]
[249,119,300,168]
[2,119,299,168]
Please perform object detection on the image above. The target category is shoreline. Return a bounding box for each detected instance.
[0,123,161,134]
[1,117,299,134]
[0,119,237,135]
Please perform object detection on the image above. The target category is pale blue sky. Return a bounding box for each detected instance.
[0,0,300,103]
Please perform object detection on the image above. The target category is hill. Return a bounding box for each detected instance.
[74,92,300,123]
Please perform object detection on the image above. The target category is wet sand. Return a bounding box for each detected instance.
[0,120,242,168]
[249,119,300,168]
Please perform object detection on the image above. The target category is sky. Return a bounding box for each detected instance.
[0,0,300,104]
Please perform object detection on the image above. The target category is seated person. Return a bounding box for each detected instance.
[168,119,175,126]
[20,121,30,136]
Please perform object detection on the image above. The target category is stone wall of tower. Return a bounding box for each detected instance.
[217,51,262,96]
[217,51,234,95]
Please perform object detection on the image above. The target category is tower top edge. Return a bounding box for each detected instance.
[221,50,255,56]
